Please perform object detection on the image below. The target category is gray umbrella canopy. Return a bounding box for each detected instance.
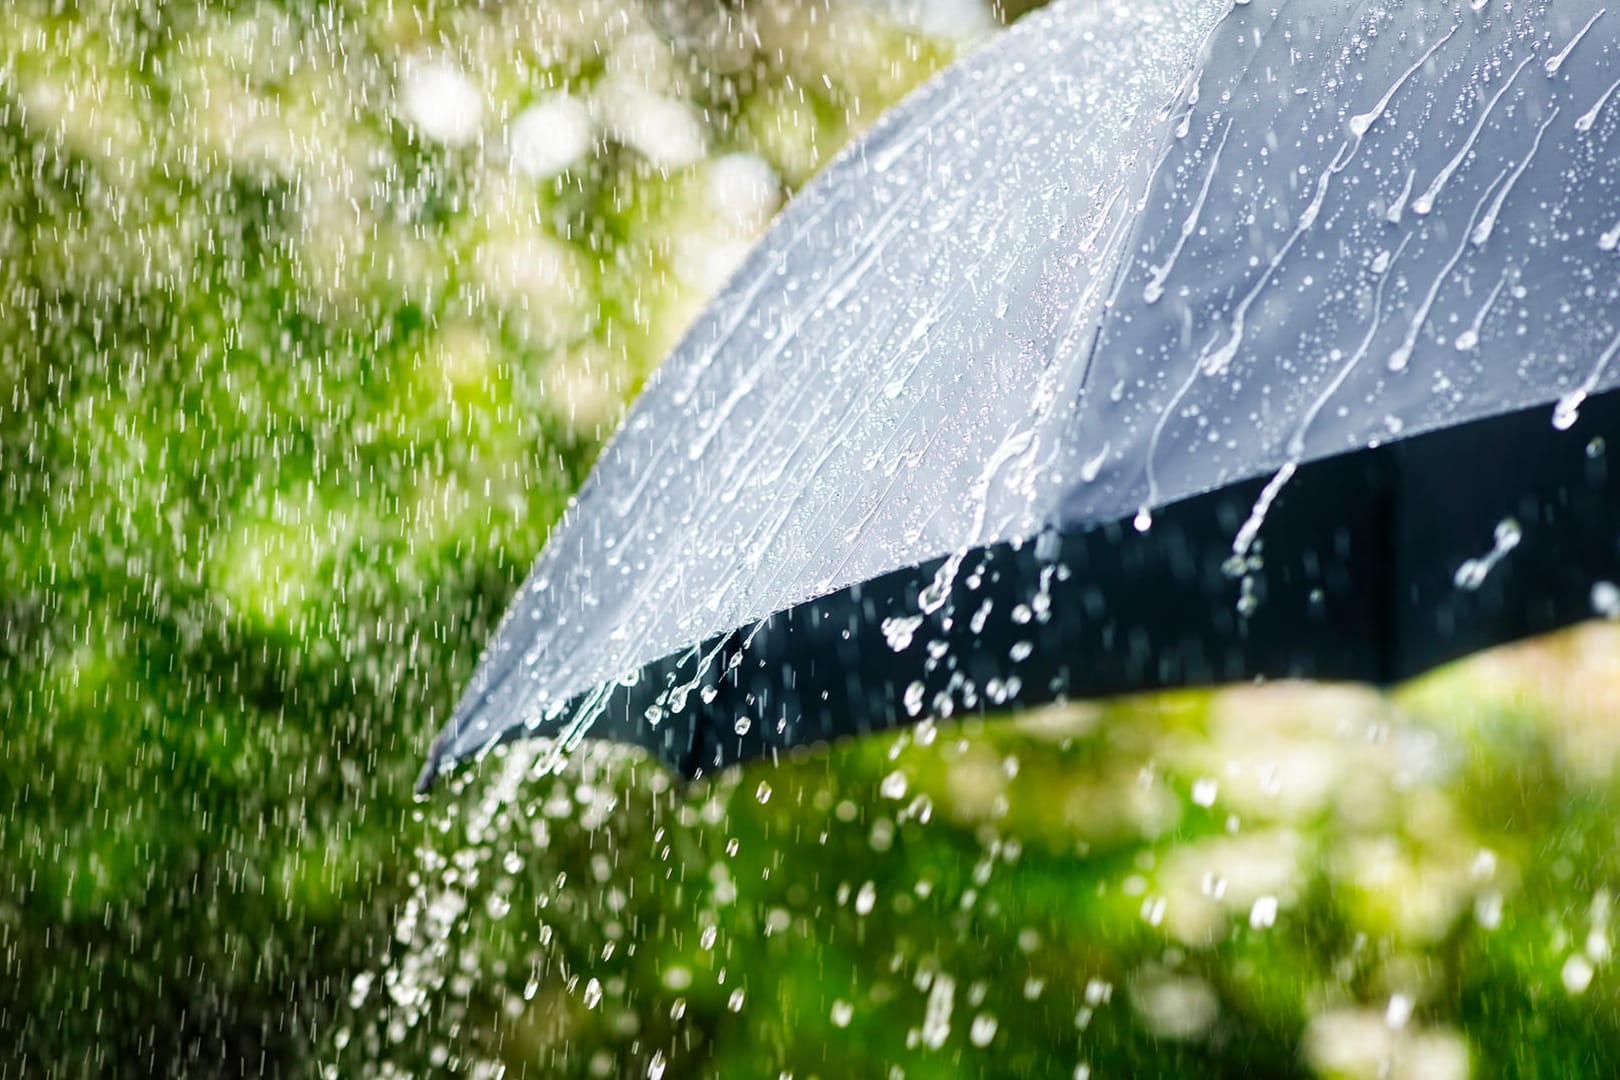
[421,0,1620,788]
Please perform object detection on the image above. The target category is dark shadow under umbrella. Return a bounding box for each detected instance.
[421,0,1620,789]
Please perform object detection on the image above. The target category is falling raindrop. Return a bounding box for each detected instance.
[880,770,910,799]
[1454,518,1522,590]
[1562,955,1595,994]
[883,614,926,651]
[1249,896,1279,929]
[855,881,878,915]
[922,974,956,1050]
[904,680,928,716]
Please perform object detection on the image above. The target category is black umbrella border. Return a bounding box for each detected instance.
[420,388,1620,790]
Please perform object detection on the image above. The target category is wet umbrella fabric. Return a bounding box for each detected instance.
[420,0,1620,788]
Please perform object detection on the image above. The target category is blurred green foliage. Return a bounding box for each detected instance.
[6,2,1620,1079]
[338,653,1620,1079]
[0,1,953,1074]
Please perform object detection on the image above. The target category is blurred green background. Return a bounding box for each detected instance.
[4,2,1620,1077]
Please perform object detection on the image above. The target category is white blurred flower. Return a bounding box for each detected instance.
[594,78,708,169]
[867,0,995,42]
[1562,954,1595,994]
[472,231,590,343]
[1155,829,1303,945]
[508,95,594,179]
[399,58,484,146]
[605,30,678,94]
[1127,969,1218,1042]
[1304,1009,1469,1080]
[671,228,757,295]
[706,152,782,230]
[1334,836,1478,944]
[432,324,493,391]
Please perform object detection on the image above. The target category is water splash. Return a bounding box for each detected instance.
[1223,462,1297,580]
[883,614,926,651]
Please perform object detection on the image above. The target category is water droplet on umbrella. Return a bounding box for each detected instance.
[1545,11,1606,77]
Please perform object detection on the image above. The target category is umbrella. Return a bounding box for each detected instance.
[419,0,1620,790]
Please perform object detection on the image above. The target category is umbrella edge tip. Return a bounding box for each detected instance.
[415,729,454,796]
[413,758,440,796]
